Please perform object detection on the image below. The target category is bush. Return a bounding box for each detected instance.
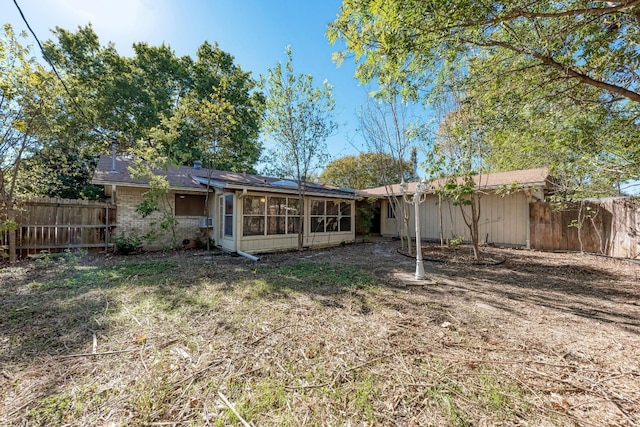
[113,233,143,255]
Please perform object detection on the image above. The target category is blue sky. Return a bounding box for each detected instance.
[3,0,371,161]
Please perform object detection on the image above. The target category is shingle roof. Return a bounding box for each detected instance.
[92,155,357,198]
[358,167,551,197]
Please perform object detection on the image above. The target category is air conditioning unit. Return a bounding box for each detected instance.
[199,216,214,228]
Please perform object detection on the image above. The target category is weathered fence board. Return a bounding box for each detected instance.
[1,197,116,258]
[529,198,639,259]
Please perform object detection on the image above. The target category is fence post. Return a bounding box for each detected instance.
[105,204,110,251]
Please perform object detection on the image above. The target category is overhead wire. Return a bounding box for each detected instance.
[11,0,112,141]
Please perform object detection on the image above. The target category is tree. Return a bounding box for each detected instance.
[329,1,640,103]
[15,150,101,200]
[328,0,640,188]
[357,92,427,254]
[42,26,264,172]
[426,95,492,261]
[1,24,56,262]
[320,152,413,189]
[260,46,338,250]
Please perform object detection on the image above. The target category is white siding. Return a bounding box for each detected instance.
[384,191,531,246]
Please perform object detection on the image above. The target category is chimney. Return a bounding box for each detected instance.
[242,169,246,176]
[193,160,202,170]
[110,141,118,174]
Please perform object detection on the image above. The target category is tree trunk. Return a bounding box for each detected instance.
[438,194,444,246]
[297,193,304,251]
[403,204,412,255]
[8,205,16,263]
[469,194,481,261]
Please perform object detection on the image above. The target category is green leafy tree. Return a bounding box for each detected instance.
[328,0,640,190]
[261,46,338,250]
[426,96,493,261]
[321,152,413,189]
[42,26,264,171]
[16,150,101,200]
[1,24,57,262]
[329,0,640,103]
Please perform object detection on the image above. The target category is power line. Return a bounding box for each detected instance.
[11,0,111,140]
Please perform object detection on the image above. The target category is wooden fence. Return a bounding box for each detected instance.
[529,198,639,259]
[1,197,116,258]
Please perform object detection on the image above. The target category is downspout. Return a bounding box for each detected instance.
[237,250,259,261]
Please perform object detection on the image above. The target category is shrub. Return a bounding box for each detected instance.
[113,233,143,255]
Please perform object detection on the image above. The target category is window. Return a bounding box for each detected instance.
[243,196,266,236]
[310,200,325,233]
[242,195,301,237]
[268,197,286,235]
[310,200,352,233]
[175,194,206,216]
[387,201,396,219]
[340,201,352,232]
[224,194,233,237]
[287,198,301,234]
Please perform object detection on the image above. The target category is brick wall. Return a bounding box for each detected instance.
[115,187,203,250]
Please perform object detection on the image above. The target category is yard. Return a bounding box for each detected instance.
[1,240,639,426]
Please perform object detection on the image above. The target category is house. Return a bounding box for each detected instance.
[92,155,358,254]
[358,168,552,247]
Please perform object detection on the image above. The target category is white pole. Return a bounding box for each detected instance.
[414,190,425,280]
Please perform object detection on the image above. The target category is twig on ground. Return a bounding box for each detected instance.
[123,305,142,326]
[218,391,251,427]
[249,324,292,346]
[53,348,138,359]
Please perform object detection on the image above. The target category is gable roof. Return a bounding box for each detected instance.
[358,167,551,197]
[92,155,357,199]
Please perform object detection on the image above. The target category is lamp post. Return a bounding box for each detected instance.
[400,178,429,280]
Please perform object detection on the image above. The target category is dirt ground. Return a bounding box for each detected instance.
[261,239,640,424]
[1,239,639,425]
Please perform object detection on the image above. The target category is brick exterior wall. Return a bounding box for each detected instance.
[115,187,203,250]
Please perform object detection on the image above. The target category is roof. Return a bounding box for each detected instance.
[92,155,357,199]
[358,167,551,197]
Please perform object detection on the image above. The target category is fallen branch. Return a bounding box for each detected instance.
[249,324,293,346]
[218,391,251,427]
[53,348,138,359]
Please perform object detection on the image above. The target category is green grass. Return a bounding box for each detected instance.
[32,260,177,291]
[261,262,378,292]
[1,249,607,426]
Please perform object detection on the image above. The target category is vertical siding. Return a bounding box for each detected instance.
[382,191,530,246]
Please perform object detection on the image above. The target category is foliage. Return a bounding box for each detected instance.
[42,26,264,172]
[357,93,427,254]
[1,24,58,262]
[15,150,102,199]
[260,46,338,249]
[328,0,640,194]
[260,46,337,180]
[449,234,465,247]
[113,232,143,255]
[131,162,179,249]
[320,152,414,189]
[426,96,490,260]
[329,0,640,103]
[356,205,374,237]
